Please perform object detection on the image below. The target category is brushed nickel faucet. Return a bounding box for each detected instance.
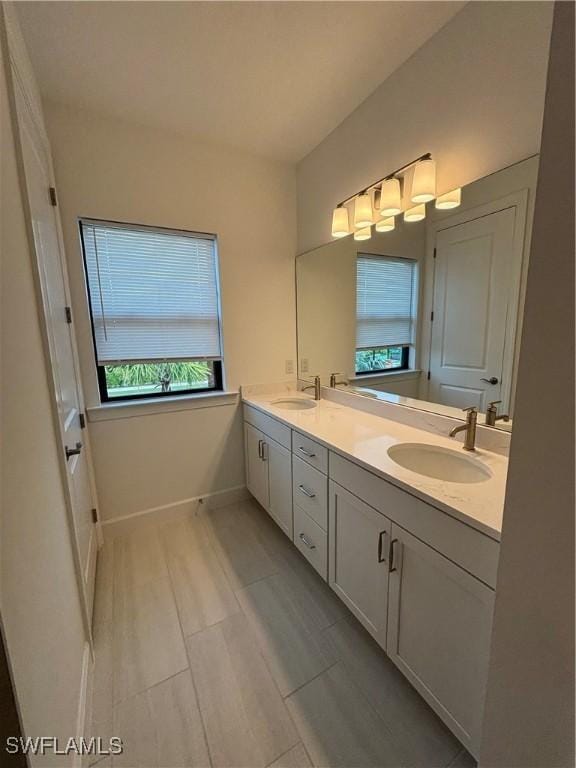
[485,400,510,427]
[329,372,349,388]
[449,406,478,451]
[302,375,321,401]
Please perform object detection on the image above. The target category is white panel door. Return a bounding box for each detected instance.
[386,523,495,757]
[328,482,391,649]
[17,102,97,613]
[429,207,516,411]
[244,423,268,509]
[265,437,293,537]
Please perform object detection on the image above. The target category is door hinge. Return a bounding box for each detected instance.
[49,186,57,206]
[427,371,431,380]
[433,247,437,259]
[430,311,434,322]
[79,412,86,429]
[91,508,99,524]
[65,306,72,324]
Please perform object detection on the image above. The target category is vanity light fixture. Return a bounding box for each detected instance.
[379,177,402,217]
[375,216,395,233]
[353,193,373,229]
[354,226,372,241]
[330,152,433,238]
[411,157,436,203]
[404,204,426,222]
[331,206,350,238]
[435,188,462,209]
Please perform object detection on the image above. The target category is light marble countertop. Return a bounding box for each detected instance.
[242,391,507,541]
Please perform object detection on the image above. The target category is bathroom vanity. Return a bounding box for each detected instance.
[242,389,506,758]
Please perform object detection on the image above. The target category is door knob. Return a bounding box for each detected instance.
[65,442,82,460]
[481,377,499,385]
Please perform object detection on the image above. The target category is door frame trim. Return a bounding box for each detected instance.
[420,190,530,414]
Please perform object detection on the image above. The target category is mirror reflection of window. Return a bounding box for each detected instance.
[355,254,417,375]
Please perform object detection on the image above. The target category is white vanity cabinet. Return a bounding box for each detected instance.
[243,406,293,537]
[386,523,495,753]
[244,422,269,509]
[242,401,499,758]
[329,482,391,648]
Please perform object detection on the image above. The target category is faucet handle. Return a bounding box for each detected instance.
[487,400,501,407]
[462,405,478,413]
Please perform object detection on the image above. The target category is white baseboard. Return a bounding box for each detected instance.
[100,485,249,541]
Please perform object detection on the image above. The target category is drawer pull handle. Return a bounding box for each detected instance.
[299,532,316,550]
[298,446,316,458]
[377,530,387,563]
[298,484,316,498]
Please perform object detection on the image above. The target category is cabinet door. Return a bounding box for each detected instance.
[244,423,268,509]
[265,437,293,537]
[386,523,494,757]
[328,482,391,649]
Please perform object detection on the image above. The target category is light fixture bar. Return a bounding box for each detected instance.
[336,152,432,209]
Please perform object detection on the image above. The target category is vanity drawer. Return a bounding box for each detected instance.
[293,504,327,580]
[293,455,328,530]
[292,431,328,474]
[243,404,291,449]
[329,451,499,588]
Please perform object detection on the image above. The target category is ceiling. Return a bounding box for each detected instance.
[17,1,465,163]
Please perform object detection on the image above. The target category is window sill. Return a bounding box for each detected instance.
[86,390,239,422]
[351,369,422,384]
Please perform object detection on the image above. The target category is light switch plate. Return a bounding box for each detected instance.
[285,359,294,374]
[301,358,309,373]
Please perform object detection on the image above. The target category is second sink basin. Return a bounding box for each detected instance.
[387,442,492,484]
[271,398,317,411]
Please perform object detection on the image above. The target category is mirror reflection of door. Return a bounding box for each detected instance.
[428,207,517,412]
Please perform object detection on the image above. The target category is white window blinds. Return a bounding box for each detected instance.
[81,220,222,365]
[356,255,416,349]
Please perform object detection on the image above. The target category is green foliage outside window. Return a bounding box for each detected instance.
[355,347,405,373]
[105,361,212,396]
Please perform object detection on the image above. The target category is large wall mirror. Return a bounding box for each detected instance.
[296,156,540,430]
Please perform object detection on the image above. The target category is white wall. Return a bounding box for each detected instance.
[296,1,553,253]
[480,3,575,764]
[46,103,297,522]
[0,10,87,762]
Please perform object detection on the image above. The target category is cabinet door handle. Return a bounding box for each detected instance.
[299,532,316,550]
[389,538,400,572]
[297,484,316,498]
[261,441,268,461]
[297,446,316,458]
[258,439,263,459]
[377,530,387,563]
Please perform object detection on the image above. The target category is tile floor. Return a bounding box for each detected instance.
[89,498,477,768]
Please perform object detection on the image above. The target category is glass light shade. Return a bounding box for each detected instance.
[411,158,436,203]
[354,226,371,241]
[331,206,350,237]
[379,178,402,216]
[375,216,395,233]
[435,188,462,210]
[404,204,426,222]
[354,193,373,228]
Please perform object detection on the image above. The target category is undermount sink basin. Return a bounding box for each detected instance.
[271,398,317,411]
[387,442,492,484]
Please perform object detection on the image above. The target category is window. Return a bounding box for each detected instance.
[80,219,223,401]
[355,254,416,374]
